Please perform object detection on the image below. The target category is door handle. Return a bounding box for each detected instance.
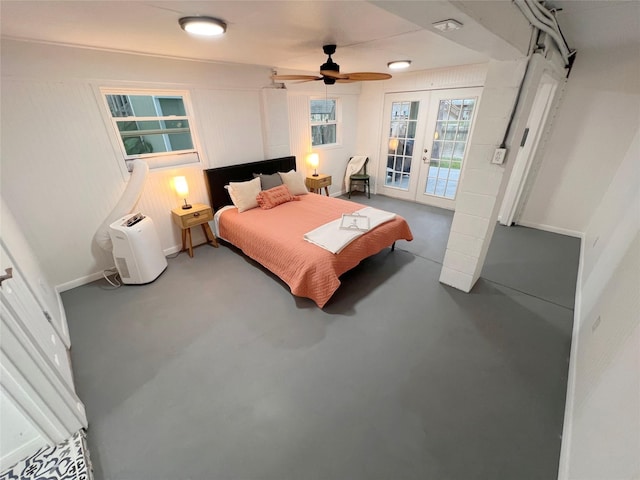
[0,267,13,286]
[423,157,429,163]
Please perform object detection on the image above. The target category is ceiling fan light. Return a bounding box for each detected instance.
[179,16,227,36]
[388,60,411,70]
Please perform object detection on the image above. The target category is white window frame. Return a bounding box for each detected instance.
[100,88,202,171]
[310,97,340,148]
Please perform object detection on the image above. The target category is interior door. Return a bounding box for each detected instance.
[377,88,481,209]
[0,242,87,470]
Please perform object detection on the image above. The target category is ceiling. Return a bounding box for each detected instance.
[1,1,638,75]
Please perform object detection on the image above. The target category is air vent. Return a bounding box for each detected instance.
[115,257,130,279]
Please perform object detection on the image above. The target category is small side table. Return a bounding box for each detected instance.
[171,203,218,257]
[305,174,332,196]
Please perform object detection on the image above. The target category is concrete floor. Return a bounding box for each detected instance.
[62,195,579,480]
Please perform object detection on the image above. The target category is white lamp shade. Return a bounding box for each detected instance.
[174,176,189,197]
[307,153,319,168]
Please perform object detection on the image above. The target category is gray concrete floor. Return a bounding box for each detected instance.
[62,195,579,480]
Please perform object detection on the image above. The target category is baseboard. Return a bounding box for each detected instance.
[56,244,181,292]
[516,220,583,238]
[163,245,182,256]
[56,271,109,293]
[556,235,586,480]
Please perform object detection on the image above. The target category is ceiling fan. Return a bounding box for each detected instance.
[272,44,392,85]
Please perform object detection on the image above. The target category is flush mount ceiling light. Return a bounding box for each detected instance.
[179,16,227,36]
[387,60,411,70]
[432,19,463,32]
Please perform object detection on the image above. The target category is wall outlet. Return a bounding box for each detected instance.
[491,148,507,165]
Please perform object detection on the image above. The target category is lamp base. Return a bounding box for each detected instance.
[181,204,192,209]
[312,174,319,177]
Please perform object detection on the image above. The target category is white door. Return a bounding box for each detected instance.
[0,242,87,470]
[377,89,482,210]
[377,92,430,201]
[499,73,559,225]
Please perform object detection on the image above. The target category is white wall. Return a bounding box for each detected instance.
[520,45,640,234]
[1,40,277,289]
[285,81,361,196]
[554,40,640,479]
[559,127,640,479]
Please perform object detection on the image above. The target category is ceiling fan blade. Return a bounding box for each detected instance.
[320,70,349,79]
[344,72,393,81]
[335,79,358,83]
[272,75,322,81]
[293,78,325,83]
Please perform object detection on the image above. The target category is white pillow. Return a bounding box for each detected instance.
[278,170,308,195]
[228,177,261,212]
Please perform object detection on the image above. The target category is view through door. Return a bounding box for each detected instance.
[377,88,482,210]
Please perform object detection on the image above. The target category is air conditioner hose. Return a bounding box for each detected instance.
[94,159,149,251]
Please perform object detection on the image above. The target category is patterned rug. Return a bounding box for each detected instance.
[0,430,92,480]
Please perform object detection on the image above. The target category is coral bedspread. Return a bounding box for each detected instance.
[217,194,413,307]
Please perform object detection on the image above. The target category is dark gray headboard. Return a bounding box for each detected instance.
[203,156,296,211]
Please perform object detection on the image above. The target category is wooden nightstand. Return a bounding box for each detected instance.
[171,203,218,257]
[305,174,331,196]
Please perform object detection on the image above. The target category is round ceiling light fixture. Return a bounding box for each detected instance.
[387,60,411,71]
[179,16,227,36]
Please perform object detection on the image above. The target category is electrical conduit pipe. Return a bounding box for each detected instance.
[514,0,572,66]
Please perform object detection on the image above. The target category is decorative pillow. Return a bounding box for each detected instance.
[228,177,261,212]
[256,184,300,210]
[278,170,308,195]
[252,172,283,190]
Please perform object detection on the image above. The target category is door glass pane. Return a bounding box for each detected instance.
[385,101,419,190]
[407,121,416,139]
[409,102,419,120]
[437,101,449,120]
[441,141,454,159]
[432,140,442,160]
[456,121,470,142]
[404,139,414,156]
[444,123,456,140]
[425,97,476,199]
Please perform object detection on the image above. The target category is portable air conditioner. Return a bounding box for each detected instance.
[109,213,167,284]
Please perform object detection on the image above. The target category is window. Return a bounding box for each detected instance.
[310,98,338,146]
[102,89,199,169]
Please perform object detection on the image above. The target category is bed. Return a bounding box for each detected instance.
[203,156,413,308]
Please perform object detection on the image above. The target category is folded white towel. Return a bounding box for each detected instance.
[303,207,396,254]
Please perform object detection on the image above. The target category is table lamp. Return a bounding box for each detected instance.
[307,153,319,177]
[173,176,192,209]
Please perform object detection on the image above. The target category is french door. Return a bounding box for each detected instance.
[377,88,481,209]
